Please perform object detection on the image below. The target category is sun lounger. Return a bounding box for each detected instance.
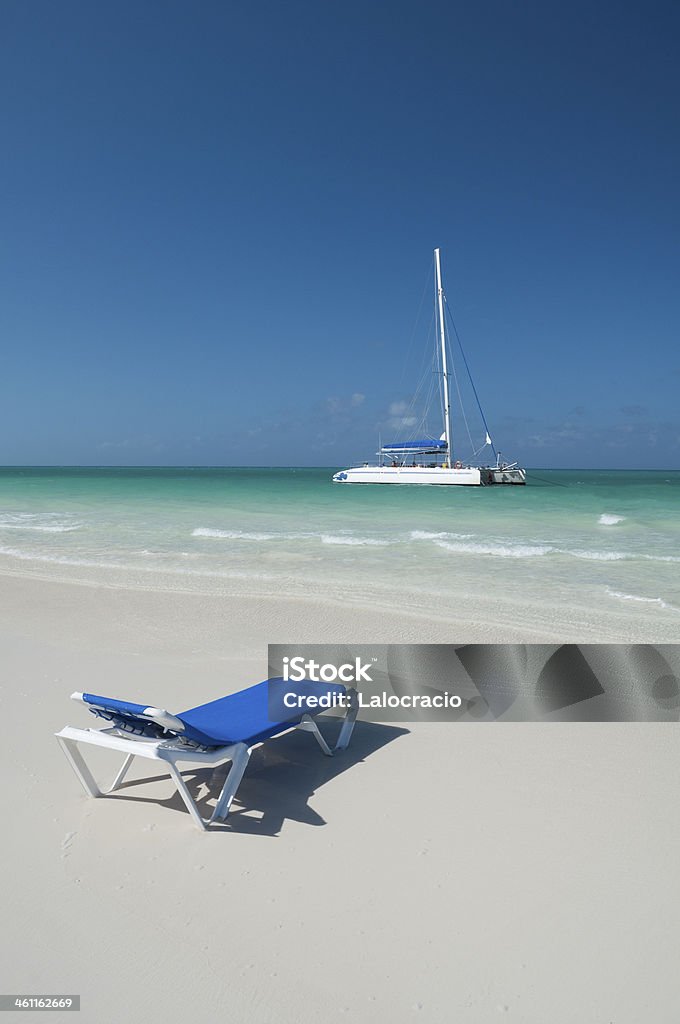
[55,678,358,831]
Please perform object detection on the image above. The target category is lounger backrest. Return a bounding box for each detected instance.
[73,693,187,740]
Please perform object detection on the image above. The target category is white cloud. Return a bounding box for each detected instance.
[388,401,409,416]
[325,393,367,415]
[388,415,418,429]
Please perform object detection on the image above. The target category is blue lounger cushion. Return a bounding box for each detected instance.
[81,678,346,748]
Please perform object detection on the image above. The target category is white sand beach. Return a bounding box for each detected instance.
[1,572,679,1023]
[4,0,680,1015]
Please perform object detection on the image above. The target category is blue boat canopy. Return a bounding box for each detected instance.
[381,439,447,452]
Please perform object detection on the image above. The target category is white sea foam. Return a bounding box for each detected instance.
[192,528,277,541]
[0,544,113,568]
[0,512,82,533]
[434,539,553,558]
[186,524,677,566]
[410,530,473,541]
[598,513,625,525]
[0,543,277,582]
[563,548,680,564]
[431,538,644,562]
[321,534,389,547]
[566,548,628,561]
[0,523,82,533]
[606,588,679,613]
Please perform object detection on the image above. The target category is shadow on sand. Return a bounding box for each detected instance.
[104,720,409,834]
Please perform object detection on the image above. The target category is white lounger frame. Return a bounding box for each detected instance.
[55,696,358,831]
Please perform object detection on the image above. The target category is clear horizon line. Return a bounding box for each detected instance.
[0,464,678,472]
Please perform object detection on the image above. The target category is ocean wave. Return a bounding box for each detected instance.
[0,544,114,568]
[0,512,82,533]
[321,534,390,547]
[0,542,277,581]
[566,548,627,561]
[0,523,82,533]
[195,527,392,547]
[188,526,676,564]
[598,513,625,525]
[192,528,277,541]
[434,539,553,558]
[410,530,473,541]
[431,538,646,562]
[606,588,679,613]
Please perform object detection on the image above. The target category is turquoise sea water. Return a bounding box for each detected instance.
[0,467,678,637]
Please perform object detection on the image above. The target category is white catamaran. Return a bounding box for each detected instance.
[333,248,526,486]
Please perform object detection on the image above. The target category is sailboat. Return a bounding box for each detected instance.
[332,248,526,486]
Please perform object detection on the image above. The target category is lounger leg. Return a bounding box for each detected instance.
[298,716,334,756]
[57,736,102,798]
[108,754,135,793]
[335,697,358,751]
[210,744,251,823]
[166,763,208,832]
[168,745,251,828]
[298,699,358,756]
[57,736,137,799]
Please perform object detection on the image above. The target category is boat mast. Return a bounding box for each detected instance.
[435,248,453,464]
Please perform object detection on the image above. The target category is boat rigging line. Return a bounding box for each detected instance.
[444,299,497,459]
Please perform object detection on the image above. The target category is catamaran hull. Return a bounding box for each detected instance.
[483,468,526,485]
[333,466,482,485]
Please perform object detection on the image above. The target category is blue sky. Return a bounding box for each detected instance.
[1,0,678,468]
